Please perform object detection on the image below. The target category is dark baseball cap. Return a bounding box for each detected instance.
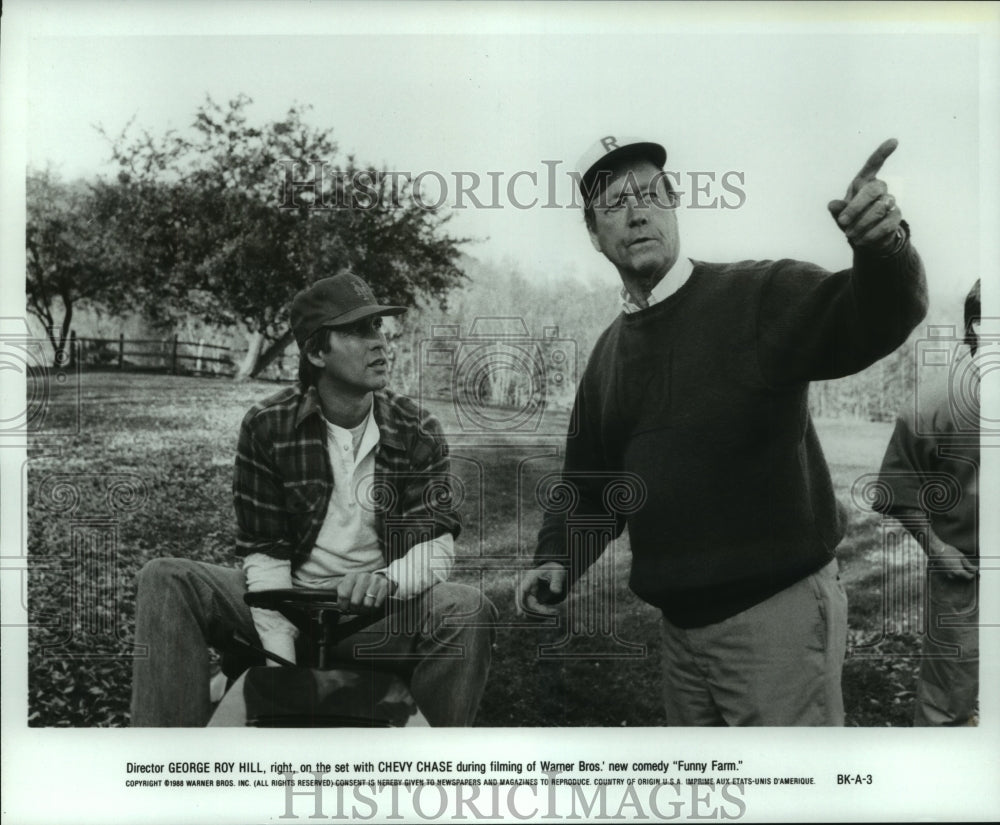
[290,273,407,348]
[577,135,667,201]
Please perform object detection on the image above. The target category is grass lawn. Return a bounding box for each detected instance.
[26,372,926,727]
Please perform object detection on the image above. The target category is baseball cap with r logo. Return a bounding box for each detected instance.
[576,135,668,200]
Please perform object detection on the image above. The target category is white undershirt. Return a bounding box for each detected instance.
[296,413,383,581]
[243,404,455,663]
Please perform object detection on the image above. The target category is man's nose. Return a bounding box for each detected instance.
[627,203,649,225]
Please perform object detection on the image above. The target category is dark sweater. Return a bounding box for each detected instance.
[535,240,927,627]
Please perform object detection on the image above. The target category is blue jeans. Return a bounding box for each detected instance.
[130,558,497,726]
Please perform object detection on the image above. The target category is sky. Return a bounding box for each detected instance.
[14,4,995,306]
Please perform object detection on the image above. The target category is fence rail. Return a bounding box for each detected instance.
[68,331,251,376]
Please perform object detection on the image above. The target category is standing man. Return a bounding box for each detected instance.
[132,271,497,726]
[873,280,980,726]
[520,135,927,725]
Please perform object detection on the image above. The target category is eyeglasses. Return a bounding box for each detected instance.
[601,187,679,215]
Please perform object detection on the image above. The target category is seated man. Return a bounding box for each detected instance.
[131,271,497,726]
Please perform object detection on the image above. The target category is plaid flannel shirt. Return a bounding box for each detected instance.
[233,384,460,569]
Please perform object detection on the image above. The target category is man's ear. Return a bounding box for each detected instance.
[306,350,326,368]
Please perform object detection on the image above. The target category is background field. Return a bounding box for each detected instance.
[26,372,927,727]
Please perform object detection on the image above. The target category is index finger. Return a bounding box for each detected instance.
[855,138,898,183]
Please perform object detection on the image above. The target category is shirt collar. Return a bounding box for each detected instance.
[295,387,405,451]
[372,391,407,452]
[357,404,380,459]
[620,255,694,314]
[294,385,324,428]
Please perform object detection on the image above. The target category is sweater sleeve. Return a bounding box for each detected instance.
[756,225,927,387]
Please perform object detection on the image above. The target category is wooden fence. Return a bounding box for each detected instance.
[68,331,241,376]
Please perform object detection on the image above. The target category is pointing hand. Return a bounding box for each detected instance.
[828,139,905,254]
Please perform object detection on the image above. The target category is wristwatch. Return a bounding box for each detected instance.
[880,220,910,257]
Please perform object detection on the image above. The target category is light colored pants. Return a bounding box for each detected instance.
[659,559,848,726]
[914,569,979,726]
[130,558,497,727]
